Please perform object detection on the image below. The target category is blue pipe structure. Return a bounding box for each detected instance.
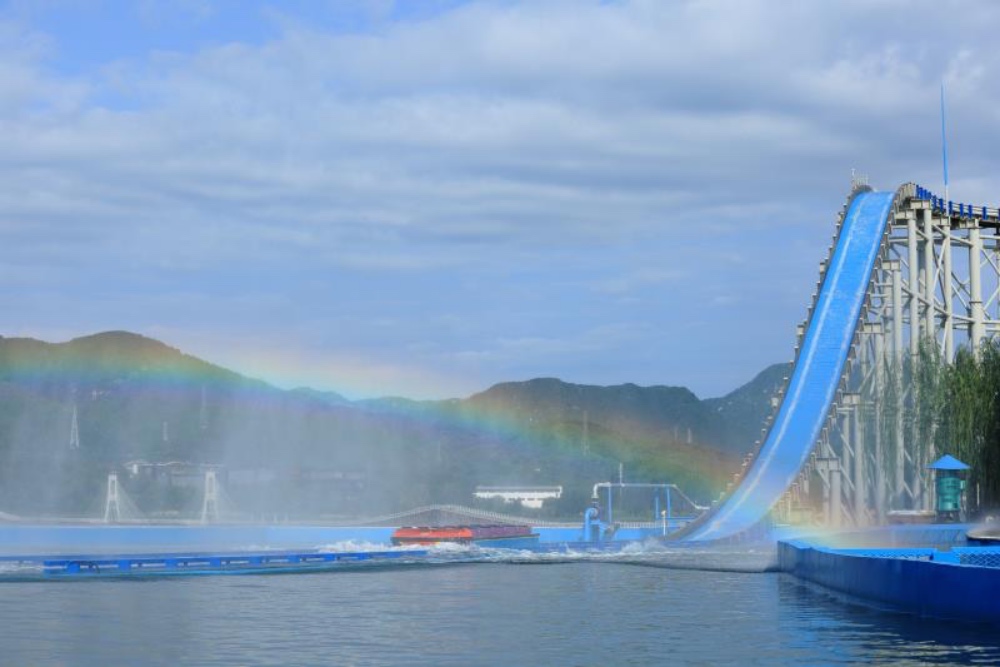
[681,189,895,542]
[582,506,601,542]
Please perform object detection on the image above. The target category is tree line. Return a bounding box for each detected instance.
[881,340,1000,512]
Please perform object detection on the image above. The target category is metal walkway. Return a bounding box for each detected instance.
[682,190,895,541]
[0,549,430,579]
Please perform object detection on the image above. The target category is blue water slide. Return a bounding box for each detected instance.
[683,190,896,542]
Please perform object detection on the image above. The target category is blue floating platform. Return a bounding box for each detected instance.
[779,525,1000,624]
[1,548,429,579]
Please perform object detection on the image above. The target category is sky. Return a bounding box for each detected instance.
[2,0,999,401]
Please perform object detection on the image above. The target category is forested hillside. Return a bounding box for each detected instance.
[0,332,783,519]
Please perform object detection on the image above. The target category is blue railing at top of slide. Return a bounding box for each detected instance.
[683,190,896,542]
[914,184,1000,221]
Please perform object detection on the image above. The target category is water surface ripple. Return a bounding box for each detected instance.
[2,560,999,666]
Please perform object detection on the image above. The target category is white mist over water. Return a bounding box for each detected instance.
[321,539,780,572]
[0,538,779,580]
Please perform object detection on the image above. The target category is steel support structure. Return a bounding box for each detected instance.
[769,183,1000,528]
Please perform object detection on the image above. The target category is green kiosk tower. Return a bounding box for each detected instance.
[927,454,970,522]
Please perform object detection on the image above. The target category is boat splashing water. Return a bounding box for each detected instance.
[390,524,540,549]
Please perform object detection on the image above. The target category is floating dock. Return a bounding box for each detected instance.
[0,548,429,579]
[779,525,1000,624]
[0,537,639,581]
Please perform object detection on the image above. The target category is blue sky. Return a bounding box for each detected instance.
[2,0,998,399]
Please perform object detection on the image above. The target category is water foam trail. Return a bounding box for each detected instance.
[315,539,781,572]
[315,540,426,554]
[615,546,779,573]
[479,540,779,572]
[0,561,43,575]
[0,540,779,580]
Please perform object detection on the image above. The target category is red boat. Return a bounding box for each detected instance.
[390,525,539,548]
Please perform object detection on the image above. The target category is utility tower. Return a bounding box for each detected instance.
[103,472,121,523]
[201,470,219,523]
[69,404,80,450]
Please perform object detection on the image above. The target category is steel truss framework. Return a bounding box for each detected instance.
[760,183,1000,528]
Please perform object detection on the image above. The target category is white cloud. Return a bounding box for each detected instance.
[2,0,1000,397]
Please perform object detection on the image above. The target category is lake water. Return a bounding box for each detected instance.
[3,551,1000,666]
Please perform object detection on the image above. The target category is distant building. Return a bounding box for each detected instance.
[474,486,563,509]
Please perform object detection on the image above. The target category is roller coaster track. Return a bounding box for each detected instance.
[678,186,899,542]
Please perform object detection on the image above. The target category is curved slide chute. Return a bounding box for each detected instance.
[682,190,896,542]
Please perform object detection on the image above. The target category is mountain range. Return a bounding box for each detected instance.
[0,331,789,519]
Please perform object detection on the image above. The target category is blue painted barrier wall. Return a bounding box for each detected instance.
[788,523,973,549]
[0,523,662,556]
[779,539,1000,624]
[0,525,395,555]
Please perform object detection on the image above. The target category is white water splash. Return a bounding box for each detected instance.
[0,561,43,575]
[476,539,779,572]
[315,540,427,553]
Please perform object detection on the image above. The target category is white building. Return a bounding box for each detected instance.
[474,486,563,509]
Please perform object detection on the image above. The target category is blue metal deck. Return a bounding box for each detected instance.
[779,538,1000,624]
[0,534,640,579]
[685,191,895,541]
[0,548,430,579]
